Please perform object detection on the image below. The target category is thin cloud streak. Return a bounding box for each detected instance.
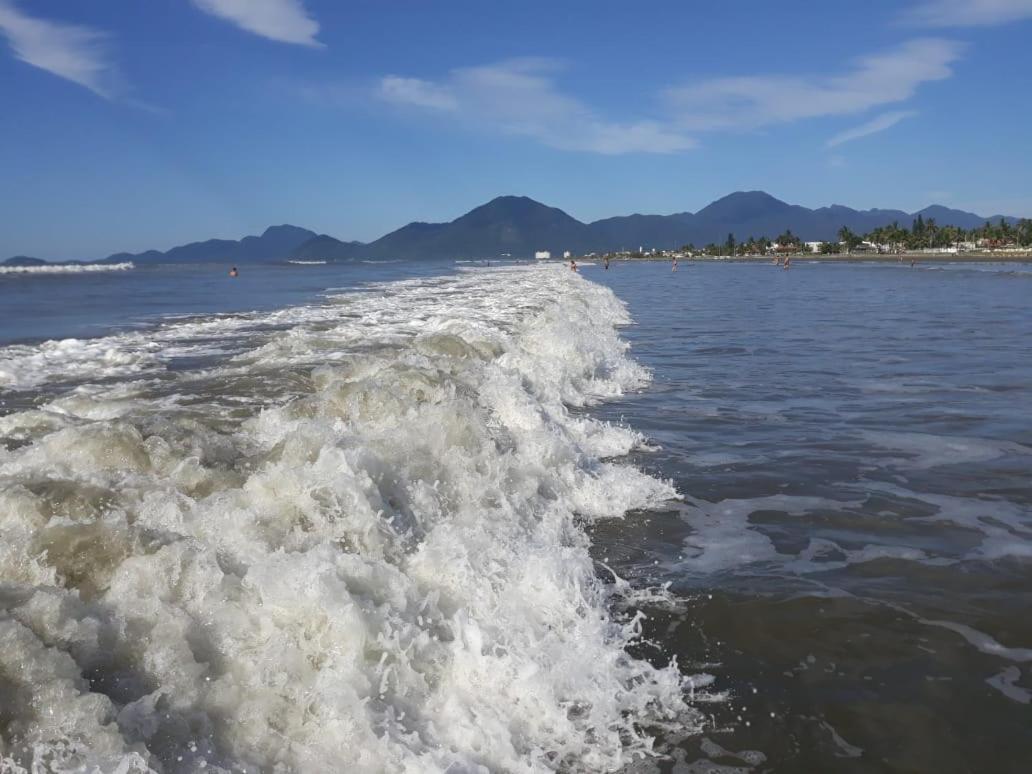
[902,0,1032,27]
[825,110,918,147]
[665,39,963,131]
[192,0,322,47]
[374,40,960,154]
[377,59,696,155]
[381,76,458,111]
[0,0,122,97]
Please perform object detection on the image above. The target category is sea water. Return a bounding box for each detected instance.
[1,259,1030,772]
[588,260,1032,773]
[0,261,696,773]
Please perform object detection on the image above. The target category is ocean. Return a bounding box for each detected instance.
[1,259,1030,773]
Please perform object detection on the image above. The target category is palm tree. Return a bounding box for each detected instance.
[838,226,860,252]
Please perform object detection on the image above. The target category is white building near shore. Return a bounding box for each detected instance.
[534,250,551,260]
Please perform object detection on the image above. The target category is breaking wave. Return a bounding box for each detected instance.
[0,266,698,773]
[0,262,134,275]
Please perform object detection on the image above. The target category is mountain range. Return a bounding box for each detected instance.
[4,192,1021,266]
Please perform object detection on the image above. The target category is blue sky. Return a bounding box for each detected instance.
[2,0,1031,259]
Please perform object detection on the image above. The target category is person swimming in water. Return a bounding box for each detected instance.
[569,259,578,272]
[672,256,678,271]
[604,256,610,270]
[229,266,239,278]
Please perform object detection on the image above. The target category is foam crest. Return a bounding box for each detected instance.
[0,306,337,391]
[0,262,134,275]
[0,338,162,391]
[0,266,695,772]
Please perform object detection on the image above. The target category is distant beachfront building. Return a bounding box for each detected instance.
[535,250,551,260]
[562,251,572,259]
[805,241,822,253]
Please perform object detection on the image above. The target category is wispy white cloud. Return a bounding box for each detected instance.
[377,58,695,155]
[665,38,962,131]
[381,76,458,111]
[825,110,918,147]
[371,39,963,155]
[0,0,122,97]
[192,0,322,47]
[902,0,1032,27]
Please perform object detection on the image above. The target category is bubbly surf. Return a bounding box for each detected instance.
[0,262,134,275]
[0,266,700,773]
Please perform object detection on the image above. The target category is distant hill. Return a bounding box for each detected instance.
[913,205,1004,231]
[677,193,1017,247]
[289,234,366,262]
[374,196,594,258]
[288,191,1021,259]
[96,224,317,265]
[288,196,600,261]
[6,194,1023,266]
[586,212,695,252]
[2,256,48,267]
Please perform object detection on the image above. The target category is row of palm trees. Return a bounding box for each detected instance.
[839,216,1032,253]
[687,230,804,257]
[684,217,1032,256]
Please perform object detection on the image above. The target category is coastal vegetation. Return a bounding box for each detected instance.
[673,215,1032,258]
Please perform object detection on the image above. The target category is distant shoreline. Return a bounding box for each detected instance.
[580,252,1032,264]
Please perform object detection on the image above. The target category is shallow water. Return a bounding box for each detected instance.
[1,260,1030,772]
[587,260,1032,773]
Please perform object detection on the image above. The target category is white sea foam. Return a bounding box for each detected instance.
[876,597,1032,665]
[0,306,340,391]
[673,475,1032,578]
[860,481,1032,562]
[287,259,327,265]
[986,667,1032,704]
[863,430,1032,469]
[674,495,868,575]
[0,336,163,391]
[0,261,134,275]
[0,265,698,772]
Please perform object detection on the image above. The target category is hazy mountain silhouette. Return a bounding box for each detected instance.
[912,205,1004,231]
[290,191,1020,260]
[376,196,592,256]
[97,224,316,265]
[2,256,49,267]
[289,234,366,261]
[7,193,1021,265]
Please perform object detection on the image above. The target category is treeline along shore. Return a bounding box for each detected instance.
[582,214,1032,263]
[590,250,1032,263]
